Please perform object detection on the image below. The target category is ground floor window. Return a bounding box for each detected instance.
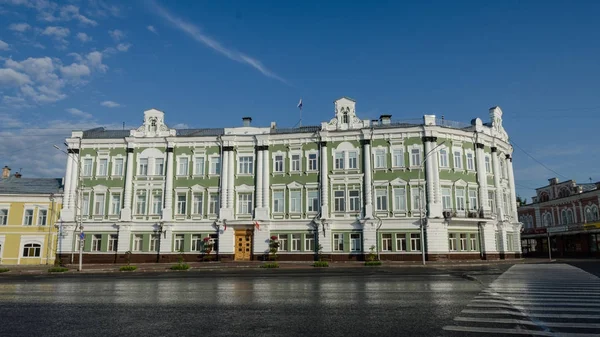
[23,243,41,257]
[305,233,315,252]
[278,234,289,252]
[333,233,343,251]
[590,234,600,252]
[291,234,301,252]
[381,234,392,251]
[108,234,118,252]
[521,238,538,254]
[410,233,421,251]
[449,232,478,252]
[350,233,361,252]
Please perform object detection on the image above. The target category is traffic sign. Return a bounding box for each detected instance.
[79,232,85,240]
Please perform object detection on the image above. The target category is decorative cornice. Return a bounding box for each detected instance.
[422,136,437,143]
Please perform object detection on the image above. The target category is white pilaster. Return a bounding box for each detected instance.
[117,225,131,253]
[256,150,263,208]
[506,155,518,221]
[534,207,542,228]
[491,148,505,221]
[362,221,377,254]
[227,150,235,211]
[318,223,332,252]
[63,151,73,210]
[363,140,373,218]
[475,144,489,214]
[218,225,234,255]
[263,148,270,211]
[160,225,172,253]
[425,218,449,254]
[121,148,134,221]
[255,148,269,220]
[320,142,329,219]
[481,222,498,255]
[220,149,229,209]
[424,137,442,217]
[253,223,270,256]
[162,148,174,221]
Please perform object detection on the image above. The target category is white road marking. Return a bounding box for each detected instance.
[461,309,600,319]
[455,316,600,329]
[443,325,600,336]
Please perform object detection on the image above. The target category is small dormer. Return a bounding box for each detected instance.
[322,96,369,131]
[131,108,176,137]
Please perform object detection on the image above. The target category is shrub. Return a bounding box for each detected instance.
[260,262,279,268]
[48,267,68,273]
[313,261,329,268]
[364,261,383,266]
[0,268,10,273]
[170,263,190,271]
[119,265,137,272]
[268,236,280,261]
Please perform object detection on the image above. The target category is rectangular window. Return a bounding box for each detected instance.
[274,155,284,172]
[133,234,143,252]
[194,157,204,176]
[37,209,47,226]
[176,194,187,215]
[174,234,184,252]
[210,157,221,175]
[305,233,315,252]
[113,158,123,176]
[334,152,345,170]
[150,234,159,252]
[449,234,457,251]
[239,156,253,174]
[410,233,421,251]
[278,234,288,252]
[290,190,301,213]
[460,233,468,251]
[468,189,478,211]
[381,234,392,251]
[348,151,357,169]
[111,194,121,215]
[393,188,406,211]
[82,194,90,216]
[308,153,318,171]
[350,233,361,252]
[439,149,448,168]
[154,158,164,176]
[374,149,386,169]
[291,234,301,251]
[108,234,118,252]
[97,158,108,176]
[307,190,319,213]
[92,234,102,251]
[411,188,422,211]
[94,194,105,215]
[376,189,388,211]
[291,154,300,172]
[0,209,7,225]
[456,189,465,211]
[392,149,404,168]
[396,234,406,251]
[178,157,189,176]
[333,233,344,251]
[138,158,148,176]
[209,193,219,214]
[238,193,253,214]
[273,191,284,213]
[82,158,92,176]
[193,193,203,215]
[349,190,361,212]
[469,234,478,251]
[485,156,491,173]
[442,188,452,210]
[152,194,162,215]
[488,191,496,213]
[192,234,202,252]
[334,190,345,212]
[136,193,146,215]
[466,153,474,171]
[453,151,462,169]
[411,148,421,167]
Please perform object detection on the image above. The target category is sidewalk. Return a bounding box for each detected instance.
[0,258,539,276]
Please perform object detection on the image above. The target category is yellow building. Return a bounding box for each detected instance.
[0,167,63,265]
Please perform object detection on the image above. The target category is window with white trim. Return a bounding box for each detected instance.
[97,158,108,176]
[396,234,406,251]
[113,158,123,176]
[449,233,457,251]
[210,156,221,175]
[333,233,344,251]
[154,158,164,176]
[193,193,203,215]
[410,233,421,251]
[291,154,300,172]
[290,190,301,213]
[37,209,47,226]
[381,234,392,251]
[488,191,495,213]
[455,188,465,211]
[543,213,553,227]
[138,158,148,176]
[334,190,345,212]
[108,234,118,252]
[291,234,301,251]
[150,234,159,252]
[273,191,284,213]
[468,189,478,211]
[439,149,449,168]
[82,158,93,177]
[191,234,202,251]
[374,149,386,169]
[307,190,319,213]
[238,156,253,175]
[152,194,162,215]
[82,193,90,216]
[176,193,187,215]
[411,188,421,211]
[350,233,361,252]
[393,187,406,211]
[174,234,184,252]
[442,188,452,210]
[209,193,219,214]
[410,148,421,167]
[94,193,105,215]
[92,234,102,251]
[470,234,478,251]
[278,234,288,252]
[22,243,41,257]
[274,155,284,172]
[459,234,467,251]
[133,234,143,252]
[305,233,315,252]
[334,152,345,170]
[110,194,121,215]
[453,151,462,169]
[238,193,253,214]
[392,149,404,168]
[308,153,318,171]
[178,157,189,176]
[0,209,7,225]
[484,156,491,173]
[466,153,474,171]
[348,151,358,169]
[349,190,361,212]
[375,188,388,211]
[194,157,205,176]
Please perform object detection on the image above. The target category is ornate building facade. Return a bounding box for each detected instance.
[58,97,521,263]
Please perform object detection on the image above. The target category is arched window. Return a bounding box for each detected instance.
[593,205,600,221]
[566,209,574,224]
[342,111,349,124]
[543,213,553,227]
[587,205,600,222]
[540,192,549,202]
[558,188,570,198]
[22,243,41,257]
[528,215,534,228]
[561,210,568,225]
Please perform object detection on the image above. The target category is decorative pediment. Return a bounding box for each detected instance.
[454,179,467,187]
[390,177,408,186]
[131,108,177,138]
[190,184,205,192]
[322,97,370,131]
[235,184,255,192]
[287,181,303,189]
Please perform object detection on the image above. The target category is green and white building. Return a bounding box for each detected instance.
[58,97,521,263]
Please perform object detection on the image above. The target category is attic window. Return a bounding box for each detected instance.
[150,118,157,132]
[342,111,349,124]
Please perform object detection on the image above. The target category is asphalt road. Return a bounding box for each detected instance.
[0,265,511,337]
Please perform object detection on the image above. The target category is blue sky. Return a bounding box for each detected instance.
[0,0,598,201]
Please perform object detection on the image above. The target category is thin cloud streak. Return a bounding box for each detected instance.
[149,1,288,85]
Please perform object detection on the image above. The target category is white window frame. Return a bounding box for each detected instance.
[453,148,463,170]
[333,189,345,212]
[393,187,407,212]
[138,158,149,176]
[290,234,301,252]
[442,187,452,210]
[410,233,421,251]
[176,192,187,215]
[375,188,388,211]
[306,151,319,172]
[396,233,406,251]
[334,151,345,170]
[350,233,361,252]
[174,234,184,252]
[237,192,253,214]
[209,155,221,175]
[289,189,302,214]
[373,147,387,169]
[97,157,109,177]
[305,233,315,252]
[484,155,491,174]
[82,193,90,216]
[468,188,478,211]
[278,234,288,252]
[0,207,8,225]
[290,152,301,173]
[466,151,475,171]
[391,146,405,168]
[208,193,219,215]
[333,233,344,252]
[112,156,124,177]
[37,208,48,226]
[82,157,93,177]
[153,157,164,176]
[133,234,143,252]
[110,193,121,216]
[409,145,422,168]
[455,187,465,211]
[108,234,118,252]
[381,233,392,251]
[238,155,254,175]
[192,153,206,177]
[307,189,319,213]
[152,192,162,215]
[348,150,358,169]
[410,187,422,214]
[92,234,102,252]
[439,148,449,168]
[177,156,190,176]
[348,189,361,212]
[192,192,204,215]
[94,193,106,216]
[273,153,285,173]
[273,190,285,213]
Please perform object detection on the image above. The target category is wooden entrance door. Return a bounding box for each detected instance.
[234,229,253,261]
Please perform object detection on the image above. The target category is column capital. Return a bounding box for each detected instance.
[475,143,485,149]
[223,146,234,152]
[166,147,174,153]
[256,145,269,151]
[67,148,79,154]
[127,147,134,153]
[360,139,371,146]
[505,154,512,161]
[422,136,437,143]
[491,146,498,153]
[319,141,327,147]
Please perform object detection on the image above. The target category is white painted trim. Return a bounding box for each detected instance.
[272,151,287,173]
[304,150,319,172]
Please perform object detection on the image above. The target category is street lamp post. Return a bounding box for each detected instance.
[417,141,447,265]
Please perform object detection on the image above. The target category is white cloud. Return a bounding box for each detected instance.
[86,0,122,18]
[76,32,91,42]
[86,51,107,72]
[116,43,131,52]
[171,123,189,129]
[59,5,97,26]
[147,25,158,34]
[59,63,91,79]
[108,29,124,41]
[101,100,120,108]
[149,0,287,84]
[66,107,92,119]
[41,26,70,38]
[0,40,9,51]
[8,23,31,32]
[0,68,31,86]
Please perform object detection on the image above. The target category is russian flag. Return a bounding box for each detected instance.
[297,98,303,110]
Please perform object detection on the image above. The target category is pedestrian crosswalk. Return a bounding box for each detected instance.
[443,264,600,336]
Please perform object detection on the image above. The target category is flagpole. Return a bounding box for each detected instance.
[298,98,303,128]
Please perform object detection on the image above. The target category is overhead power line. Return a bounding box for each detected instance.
[510,140,570,181]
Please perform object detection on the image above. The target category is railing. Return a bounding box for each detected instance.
[435,118,472,129]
